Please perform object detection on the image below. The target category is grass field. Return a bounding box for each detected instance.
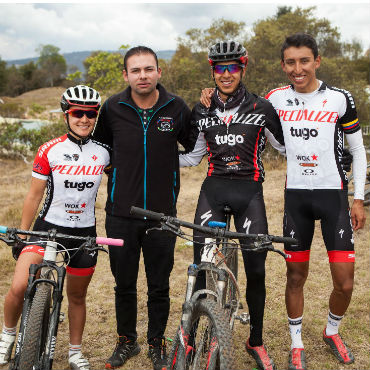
[0,157,369,370]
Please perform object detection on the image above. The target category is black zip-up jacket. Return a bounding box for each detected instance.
[93,84,192,217]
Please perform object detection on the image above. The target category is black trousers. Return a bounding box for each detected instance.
[193,177,268,347]
[106,214,176,344]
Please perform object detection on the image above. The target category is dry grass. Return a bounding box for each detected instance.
[0,157,369,370]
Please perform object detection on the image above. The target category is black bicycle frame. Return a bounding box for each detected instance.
[11,262,66,370]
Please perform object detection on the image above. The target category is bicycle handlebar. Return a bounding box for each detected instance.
[0,226,124,247]
[130,206,298,245]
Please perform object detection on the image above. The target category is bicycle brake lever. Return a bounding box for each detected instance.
[146,223,183,236]
[86,246,108,254]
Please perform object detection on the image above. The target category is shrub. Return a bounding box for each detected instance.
[29,103,45,115]
[0,119,66,159]
[0,103,26,118]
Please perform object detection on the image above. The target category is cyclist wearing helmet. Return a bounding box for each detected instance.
[0,85,110,370]
[180,40,286,370]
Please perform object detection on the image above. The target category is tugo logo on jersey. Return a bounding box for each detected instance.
[215,134,244,146]
[290,127,318,140]
[64,180,94,191]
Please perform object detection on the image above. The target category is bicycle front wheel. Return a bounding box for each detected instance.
[184,298,235,370]
[18,283,52,370]
[168,327,186,370]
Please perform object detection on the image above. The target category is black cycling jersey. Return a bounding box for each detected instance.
[185,86,285,181]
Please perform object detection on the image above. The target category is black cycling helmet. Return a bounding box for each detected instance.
[208,40,248,66]
[60,85,101,112]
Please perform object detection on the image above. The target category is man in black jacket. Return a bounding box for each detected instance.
[93,46,193,370]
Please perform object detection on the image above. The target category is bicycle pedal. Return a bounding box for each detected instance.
[59,311,65,323]
[235,312,250,325]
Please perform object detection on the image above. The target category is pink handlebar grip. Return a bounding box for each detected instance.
[96,237,124,246]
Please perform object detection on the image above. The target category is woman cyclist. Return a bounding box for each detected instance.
[0,85,110,370]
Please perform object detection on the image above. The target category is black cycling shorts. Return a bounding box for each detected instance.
[193,176,268,262]
[20,218,98,276]
[283,189,354,263]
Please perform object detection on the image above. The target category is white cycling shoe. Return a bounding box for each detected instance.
[69,352,90,370]
[0,333,15,365]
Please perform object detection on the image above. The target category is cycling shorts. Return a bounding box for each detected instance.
[283,189,354,263]
[20,218,98,276]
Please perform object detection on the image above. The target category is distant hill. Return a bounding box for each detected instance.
[5,50,176,74]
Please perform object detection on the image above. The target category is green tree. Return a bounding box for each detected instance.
[37,44,67,87]
[84,45,129,95]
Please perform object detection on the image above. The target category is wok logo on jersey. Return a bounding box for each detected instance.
[297,154,318,167]
[296,154,318,161]
[157,117,174,132]
[64,180,94,191]
[65,203,86,213]
[290,127,318,140]
[215,134,244,146]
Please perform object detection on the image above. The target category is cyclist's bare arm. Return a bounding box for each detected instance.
[20,177,46,232]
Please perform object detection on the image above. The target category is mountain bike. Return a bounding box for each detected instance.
[347,161,370,206]
[0,225,123,370]
[129,206,298,370]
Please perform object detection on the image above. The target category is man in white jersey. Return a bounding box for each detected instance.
[266,33,367,370]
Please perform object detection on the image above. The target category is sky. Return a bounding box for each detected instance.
[0,0,369,61]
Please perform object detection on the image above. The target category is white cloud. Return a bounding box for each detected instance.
[0,2,369,60]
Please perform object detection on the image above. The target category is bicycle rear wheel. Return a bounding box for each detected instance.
[18,283,52,370]
[184,298,235,370]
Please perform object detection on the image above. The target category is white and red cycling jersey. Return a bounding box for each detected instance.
[32,133,110,227]
[266,81,366,198]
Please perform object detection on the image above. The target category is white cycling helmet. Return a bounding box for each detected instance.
[60,85,101,112]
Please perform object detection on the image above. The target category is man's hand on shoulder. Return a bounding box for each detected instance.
[351,199,366,230]
[200,88,214,108]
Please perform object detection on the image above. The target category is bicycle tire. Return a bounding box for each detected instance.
[183,298,235,370]
[223,246,239,325]
[168,327,186,370]
[18,283,51,370]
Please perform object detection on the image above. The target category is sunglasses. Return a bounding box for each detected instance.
[213,64,244,74]
[67,109,98,119]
